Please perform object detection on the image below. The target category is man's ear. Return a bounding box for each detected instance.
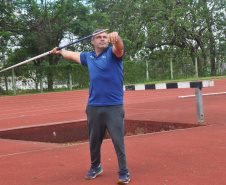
[91,39,94,45]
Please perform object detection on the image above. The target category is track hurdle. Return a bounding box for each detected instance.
[123,80,214,123]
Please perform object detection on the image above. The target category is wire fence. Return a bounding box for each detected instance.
[0,59,224,96]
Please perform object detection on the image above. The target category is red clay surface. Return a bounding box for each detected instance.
[0,79,226,184]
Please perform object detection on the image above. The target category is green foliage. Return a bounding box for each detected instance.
[1,0,225,92]
[86,0,225,76]
[0,86,5,95]
[3,0,93,65]
[0,57,196,95]
[123,61,146,83]
[2,64,90,91]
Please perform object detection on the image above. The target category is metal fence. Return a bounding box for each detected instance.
[0,60,225,95]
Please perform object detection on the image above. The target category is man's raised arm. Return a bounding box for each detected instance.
[107,32,124,58]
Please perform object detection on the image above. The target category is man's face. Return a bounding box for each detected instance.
[92,32,109,50]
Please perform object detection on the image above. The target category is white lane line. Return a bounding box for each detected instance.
[178,92,226,98]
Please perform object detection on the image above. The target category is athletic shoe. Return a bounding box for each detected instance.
[118,173,130,184]
[85,165,103,179]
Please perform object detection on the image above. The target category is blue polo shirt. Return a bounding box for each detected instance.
[80,46,124,106]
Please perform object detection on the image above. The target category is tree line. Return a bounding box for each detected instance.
[0,0,225,86]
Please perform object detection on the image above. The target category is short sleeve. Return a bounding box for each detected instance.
[111,48,123,62]
[80,52,87,66]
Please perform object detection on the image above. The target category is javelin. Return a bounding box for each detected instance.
[0,29,108,73]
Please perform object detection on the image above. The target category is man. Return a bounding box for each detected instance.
[52,29,130,184]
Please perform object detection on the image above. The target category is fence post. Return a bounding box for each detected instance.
[146,61,149,80]
[69,73,72,90]
[40,75,43,93]
[12,68,16,95]
[195,57,198,77]
[170,58,173,79]
[4,76,8,93]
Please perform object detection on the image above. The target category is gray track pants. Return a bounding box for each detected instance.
[86,104,129,174]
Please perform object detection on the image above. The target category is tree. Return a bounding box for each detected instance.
[0,0,15,65]
[125,0,225,76]
[3,0,93,90]
[86,0,144,60]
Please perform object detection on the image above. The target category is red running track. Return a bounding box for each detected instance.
[0,79,226,129]
[0,79,226,184]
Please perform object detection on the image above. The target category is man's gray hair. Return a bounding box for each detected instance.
[92,29,108,39]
